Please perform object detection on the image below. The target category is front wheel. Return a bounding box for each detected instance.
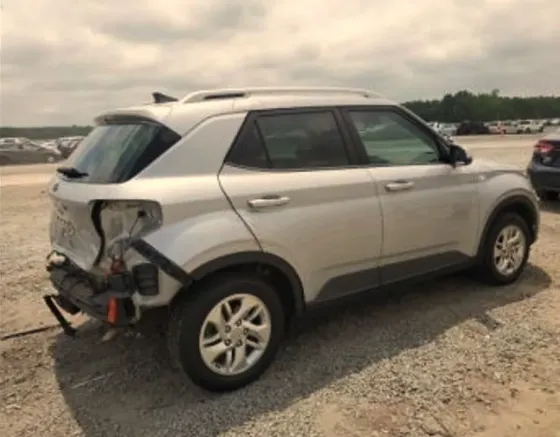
[475,212,531,285]
[167,273,285,392]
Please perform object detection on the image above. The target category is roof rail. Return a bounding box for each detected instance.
[181,87,383,103]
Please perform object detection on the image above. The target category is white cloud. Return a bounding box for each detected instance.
[1,0,559,125]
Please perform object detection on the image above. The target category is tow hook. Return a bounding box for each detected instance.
[43,295,77,337]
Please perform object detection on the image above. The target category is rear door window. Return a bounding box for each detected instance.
[226,110,351,170]
[68,121,180,183]
[256,111,349,169]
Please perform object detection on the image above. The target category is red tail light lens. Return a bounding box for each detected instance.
[534,141,553,154]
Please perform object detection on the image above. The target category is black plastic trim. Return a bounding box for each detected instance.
[314,251,472,304]
[130,239,193,286]
[132,263,160,296]
[188,251,306,315]
[47,264,135,327]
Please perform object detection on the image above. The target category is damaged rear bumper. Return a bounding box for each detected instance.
[44,253,137,336]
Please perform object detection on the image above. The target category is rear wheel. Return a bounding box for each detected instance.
[167,273,285,392]
[476,212,531,285]
[536,190,559,202]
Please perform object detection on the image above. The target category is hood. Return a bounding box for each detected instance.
[469,158,525,176]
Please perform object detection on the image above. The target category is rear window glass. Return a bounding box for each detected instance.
[68,122,180,183]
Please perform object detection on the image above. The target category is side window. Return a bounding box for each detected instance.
[256,111,349,169]
[348,110,441,166]
[226,122,270,169]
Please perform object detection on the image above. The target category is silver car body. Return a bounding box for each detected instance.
[47,88,539,318]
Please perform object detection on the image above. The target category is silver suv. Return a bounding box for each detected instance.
[44,87,540,391]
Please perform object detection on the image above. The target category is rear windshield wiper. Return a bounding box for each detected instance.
[56,166,88,178]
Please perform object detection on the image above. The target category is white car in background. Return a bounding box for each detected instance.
[499,121,521,134]
[428,122,457,137]
[517,120,545,134]
[487,122,502,134]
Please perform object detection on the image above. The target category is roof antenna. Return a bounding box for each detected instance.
[152,92,178,104]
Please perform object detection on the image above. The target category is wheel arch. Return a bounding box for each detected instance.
[477,194,539,258]
[184,251,306,317]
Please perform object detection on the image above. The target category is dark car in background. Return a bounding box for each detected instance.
[526,128,560,202]
[455,120,490,135]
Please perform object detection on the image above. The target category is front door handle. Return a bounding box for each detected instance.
[385,180,415,192]
[248,195,290,209]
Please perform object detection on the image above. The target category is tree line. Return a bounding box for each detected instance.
[2,90,560,139]
[0,125,92,140]
[403,90,560,123]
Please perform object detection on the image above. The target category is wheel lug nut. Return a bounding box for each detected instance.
[243,328,249,335]
[236,320,242,326]
[236,340,243,347]
[225,340,231,346]
[225,326,231,333]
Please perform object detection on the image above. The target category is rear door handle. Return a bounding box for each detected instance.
[385,180,415,192]
[247,195,290,209]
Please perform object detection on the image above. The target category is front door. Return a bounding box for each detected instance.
[341,107,479,284]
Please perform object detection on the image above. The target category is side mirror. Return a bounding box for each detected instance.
[449,144,472,167]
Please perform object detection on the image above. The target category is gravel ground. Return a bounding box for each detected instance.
[1,137,560,437]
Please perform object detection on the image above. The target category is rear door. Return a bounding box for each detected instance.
[219,108,383,303]
[341,106,479,284]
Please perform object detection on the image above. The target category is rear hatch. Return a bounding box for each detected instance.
[49,119,180,271]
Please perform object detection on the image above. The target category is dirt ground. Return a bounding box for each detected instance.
[1,138,560,437]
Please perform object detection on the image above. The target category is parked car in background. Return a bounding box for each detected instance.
[0,140,62,165]
[427,122,456,137]
[40,141,61,153]
[0,137,31,147]
[44,87,539,392]
[526,127,560,202]
[439,123,457,136]
[517,119,545,134]
[499,121,521,135]
[56,136,84,158]
[487,122,503,134]
[456,120,490,135]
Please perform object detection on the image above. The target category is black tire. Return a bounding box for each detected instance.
[536,190,559,202]
[476,212,531,286]
[167,273,285,392]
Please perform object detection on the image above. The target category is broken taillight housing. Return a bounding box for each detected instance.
[99,200,163,263]
[534,141,554,155]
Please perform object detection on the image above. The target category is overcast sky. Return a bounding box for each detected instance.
[2,0,559,126]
